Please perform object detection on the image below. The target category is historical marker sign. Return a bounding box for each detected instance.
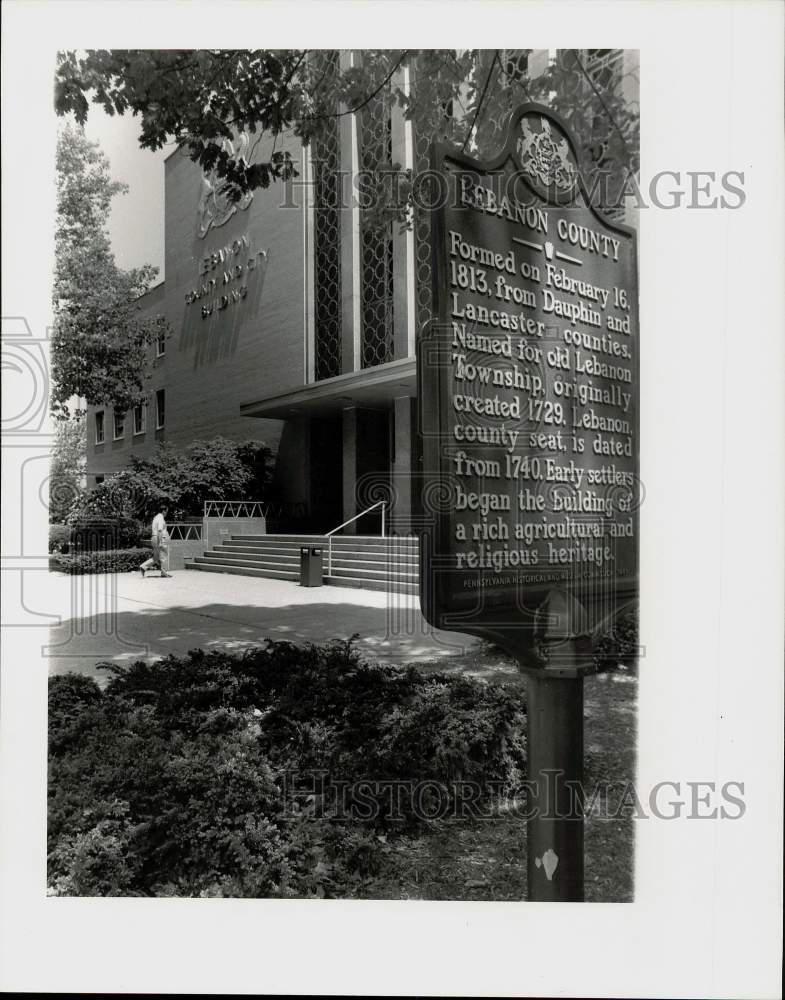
[419,104,639,670]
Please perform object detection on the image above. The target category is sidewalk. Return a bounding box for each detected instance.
[43,568,511,685]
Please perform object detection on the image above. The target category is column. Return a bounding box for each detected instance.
[390,396,414,534]
[341,405,359,532]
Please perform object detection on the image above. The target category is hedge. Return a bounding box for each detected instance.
[48,640,528,897]
[49,524,72,554]
[70,516,141,552]
[50,548,151,575]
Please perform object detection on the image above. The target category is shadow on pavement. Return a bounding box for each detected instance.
[46,599,524,686]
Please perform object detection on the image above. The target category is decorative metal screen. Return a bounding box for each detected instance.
[359,89,394,368]
[502,49,530,85]
[312,51,343,380]
[584,49,628,221]
[585,49,624,93]
[413,117,433,342]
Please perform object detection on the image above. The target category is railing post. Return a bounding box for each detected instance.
[381,502,386,538]
[328,537,332,577]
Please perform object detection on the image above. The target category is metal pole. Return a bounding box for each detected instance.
[525,671,585,902]
[381,502,386,538]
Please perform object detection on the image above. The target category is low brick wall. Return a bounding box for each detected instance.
[203,515,266,550]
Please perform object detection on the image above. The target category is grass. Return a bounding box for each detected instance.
[347,661,637,902]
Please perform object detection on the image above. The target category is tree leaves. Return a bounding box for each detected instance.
[52,123,169,418]
[54,49,639,233]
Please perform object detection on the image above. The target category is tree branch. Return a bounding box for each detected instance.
[462,50,499,152]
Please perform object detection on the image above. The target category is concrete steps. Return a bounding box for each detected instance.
[186,534,419,594]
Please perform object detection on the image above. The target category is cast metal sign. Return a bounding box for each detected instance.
[419,104,639,671]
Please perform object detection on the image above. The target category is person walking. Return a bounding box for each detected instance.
[140,506,172,578]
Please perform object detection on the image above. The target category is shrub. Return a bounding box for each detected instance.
[593,607,639,671]
[235,440,274,500]
[67,470,149,522]
[50,547,150,575]
[48,641,528,896]
[66,437,274,523]
[125,437,273,519]
[69,515,141,551]
[49,523,72,554]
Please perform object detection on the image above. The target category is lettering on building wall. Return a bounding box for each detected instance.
[184,234,270,319]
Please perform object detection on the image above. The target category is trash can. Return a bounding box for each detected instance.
[300,545,323,587]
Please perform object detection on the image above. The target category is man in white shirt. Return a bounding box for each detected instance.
[140,506,172,578]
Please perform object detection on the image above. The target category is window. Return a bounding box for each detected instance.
[156,329,166,357]
[133,403,146,435]
[113,410,125,440]
[94,411,105,444]
[95,474,105,485]
[311,50,342,382]
[155,389,165,430]
[359,82,394,369]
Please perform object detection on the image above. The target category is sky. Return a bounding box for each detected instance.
[82,106,169,277]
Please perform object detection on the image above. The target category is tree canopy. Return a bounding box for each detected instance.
[49,414,87,522]
[55,49,639,220]
[52,123,169,418]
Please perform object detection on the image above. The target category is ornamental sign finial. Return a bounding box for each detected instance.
[515,115,578,193]
[197,132,254,239]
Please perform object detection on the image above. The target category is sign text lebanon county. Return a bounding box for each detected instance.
[419,104,639,668]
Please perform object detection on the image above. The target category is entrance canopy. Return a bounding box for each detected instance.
[240,357,416,419]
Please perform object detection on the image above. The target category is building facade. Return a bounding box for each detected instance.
[86,50,638,536]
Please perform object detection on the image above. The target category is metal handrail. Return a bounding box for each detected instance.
[326,501,386,575]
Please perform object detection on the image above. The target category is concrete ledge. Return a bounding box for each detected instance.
[203,515,266,549]
[167,539,205,570]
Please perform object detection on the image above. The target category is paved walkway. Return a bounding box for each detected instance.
[41,568,511,686]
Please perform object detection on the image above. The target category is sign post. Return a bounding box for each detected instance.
[418,104,639,901]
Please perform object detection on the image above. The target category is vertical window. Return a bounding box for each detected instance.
[133,403,146,435]
[155,389,165,430]
[156,329,166,357]
[94,411,105,444]
[113,410,125,440]
[359,80,394,368]
[311,50,342,381]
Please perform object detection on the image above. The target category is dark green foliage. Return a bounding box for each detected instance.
[54,50,639,231]
[49,523,72,554]
[48,640,527,897]
[234,441,275,503]
[593,607,639,671]
[69,515,141,551]
[66,471,143,522]
[68,437,273,521]
[50,417,87,522]
[53,124,169,418]
[50,547,150,575]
